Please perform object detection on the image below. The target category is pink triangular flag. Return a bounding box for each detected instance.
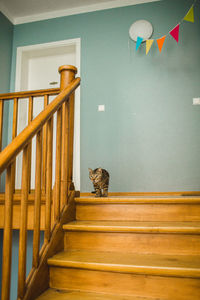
[170,24,180,43]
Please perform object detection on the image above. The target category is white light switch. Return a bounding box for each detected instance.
[193,98,200,105]
[98,105,105,111]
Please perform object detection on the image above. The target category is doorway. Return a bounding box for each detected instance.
[15,38,81,191]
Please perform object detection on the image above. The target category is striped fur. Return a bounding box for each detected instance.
[89,168,109,197]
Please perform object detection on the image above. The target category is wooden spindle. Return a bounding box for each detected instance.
[1,165,13,300]
[59,65,77,206]
[68,90,75,190]
[11,98,18,190]
[12,98,18,140]
[44,117,53,242]
[54,107,62,220]
[18,145,29,298]
[32,130,42,268]
[0,100,4,189]
[28,96,33,190]
[42,95,49,192]
[28,96,33,124]
[60,101,69,208]
[0,99,4,152]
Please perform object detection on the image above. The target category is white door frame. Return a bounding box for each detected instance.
[15,38,81,190]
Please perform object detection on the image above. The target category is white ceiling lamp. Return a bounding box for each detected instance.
[129,20,153,42]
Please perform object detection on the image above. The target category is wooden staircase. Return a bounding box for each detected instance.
[0,65,199,300]
[36,195,200,300]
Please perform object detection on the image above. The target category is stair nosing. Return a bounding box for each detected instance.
[48,251,200,279]
[36,288,163,300]
[63,221,200,234]
[75,197,200,205]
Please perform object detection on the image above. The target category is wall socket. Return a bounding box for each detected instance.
[193,98,200,105]
[98,105,105,111]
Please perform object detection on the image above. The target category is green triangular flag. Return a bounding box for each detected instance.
[184,5,194,23]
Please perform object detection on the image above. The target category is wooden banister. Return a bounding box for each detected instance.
[0,87,60,100]
[0,77,80,174]
[0,65,80,300]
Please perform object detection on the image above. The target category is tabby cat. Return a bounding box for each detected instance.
[89,168,109,197]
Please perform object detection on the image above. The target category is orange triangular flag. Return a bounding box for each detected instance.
[146,39,154,55]
[157,36,166,52]
[184,5,194,23]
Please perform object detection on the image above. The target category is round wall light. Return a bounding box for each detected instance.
[129,20,153,42]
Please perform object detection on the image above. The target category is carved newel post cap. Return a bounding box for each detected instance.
[58,65,77,74]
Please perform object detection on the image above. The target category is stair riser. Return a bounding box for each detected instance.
[49,267,200,300]
[76,204,200,221]
[64,232,200,255]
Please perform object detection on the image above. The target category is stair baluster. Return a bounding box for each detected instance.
[0,99,4,153]
[32,129,42,268]
[18,145,29,298]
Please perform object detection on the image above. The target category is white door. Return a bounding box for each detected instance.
[15,39,81,191]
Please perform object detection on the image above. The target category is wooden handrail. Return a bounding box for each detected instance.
[0,77,80,175]
[0,65,80,300]
[0,87,60,100]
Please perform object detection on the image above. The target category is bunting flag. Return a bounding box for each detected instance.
[170,24,180,43]
[146,39,154,55]
[184,5,194,23]
[136,36,143,50]
[157,36,166,52]
[133,0,198,54]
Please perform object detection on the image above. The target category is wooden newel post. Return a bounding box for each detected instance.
[59,65,77,206]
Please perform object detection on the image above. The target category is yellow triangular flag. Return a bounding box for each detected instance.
[184,5,194,23]
[146,39,154,55]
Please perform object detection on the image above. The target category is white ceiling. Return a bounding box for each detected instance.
[0,0,160,25]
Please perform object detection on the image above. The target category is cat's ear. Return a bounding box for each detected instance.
[88,168,93,175]
[97,168,102,174]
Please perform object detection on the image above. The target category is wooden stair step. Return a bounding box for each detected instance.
[63,221,200,234]
[48,250,200,278]
[76,197,200,222]
[35,289,157,300]
[64,229,200,255]
[75,196,200,204]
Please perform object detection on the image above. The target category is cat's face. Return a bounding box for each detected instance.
[89,168,102,183]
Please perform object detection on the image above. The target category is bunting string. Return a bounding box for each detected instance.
[134,0,198,54]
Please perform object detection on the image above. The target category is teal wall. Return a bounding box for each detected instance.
[0,12,13,189]
[10,0,200,193]
[1,0,200,299]
[0,12,13,94]
[0,11,13,295]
